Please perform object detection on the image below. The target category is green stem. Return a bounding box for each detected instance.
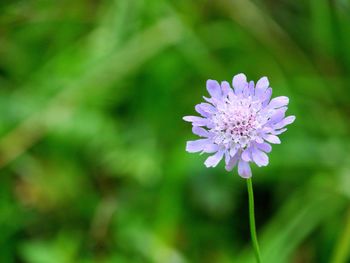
[247,178,262,263]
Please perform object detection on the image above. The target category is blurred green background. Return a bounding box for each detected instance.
[1,0,350,262]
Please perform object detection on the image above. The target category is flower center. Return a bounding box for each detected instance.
[211,98,260,149]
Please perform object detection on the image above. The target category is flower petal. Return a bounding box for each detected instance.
[241,148,252,162]
[192,127,209,137]
[268,107,287,124]
[255,136,264,144]
[248,81,255,96]
[225,151,231,165]
[230,146,238,157]
[263,134,281,144]
[183,116,202,122]
[242,80,251,97]
[225,154,239,171]
[206,80,222,99]
[202,144,219,153]
[261,88,272,107]
[183,116,208,127]
[194,105,209,117]
[255,142,272,153]
[268,96,289,109]
[255,76,269,97]
[203,96,213,104]
[221,81,232,97]
[204,150,224,167]
[238,159,252,178]
[196,103,216,114]
[274,115,296,129]
[186,139,210,153]
[271,128,287,135]
[232,73,247,95]
[252,148,269,167]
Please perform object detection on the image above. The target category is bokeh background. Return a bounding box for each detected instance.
[1,0,350,262]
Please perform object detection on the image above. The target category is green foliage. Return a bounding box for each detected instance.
[1,0,350,262]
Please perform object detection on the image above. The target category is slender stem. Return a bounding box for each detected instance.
[247,178,262,263]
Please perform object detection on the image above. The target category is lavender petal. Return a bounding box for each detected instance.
[186,139,210,153]
[255,76,269,97]
[204,150,224,167]
[252,148,269,167]
[225,154,239,171]
[238,159,252,178]
[206,80,222,99]
[232,73,247,95]
[268,96,289,109]
[263,134,281,144]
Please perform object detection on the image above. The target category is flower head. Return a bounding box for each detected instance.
[183,73,295,178]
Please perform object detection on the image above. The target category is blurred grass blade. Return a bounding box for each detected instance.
[0,16,183,169]
[330,208,350,263]
[236,178,346,263]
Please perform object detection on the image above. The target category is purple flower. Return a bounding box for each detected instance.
[183,73,295,178]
